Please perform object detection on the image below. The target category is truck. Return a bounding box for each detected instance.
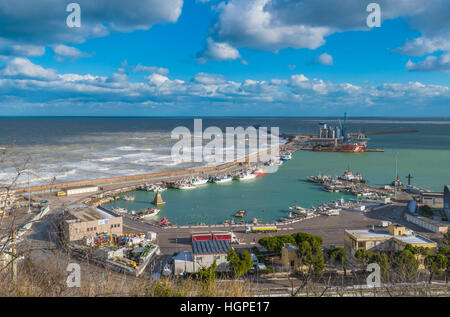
[245,226,278,234]
[191,231,238,244]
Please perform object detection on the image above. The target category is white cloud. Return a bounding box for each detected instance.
[0,57,57,79]
[406,54,450,73]
[0,43,45,57]
[317,53,333,66]
[0,0,183,46]
[133,64,169,75]
[0,59,449,115]
[197,38,241,63]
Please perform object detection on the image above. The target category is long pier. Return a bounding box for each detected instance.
[15,141,297,194]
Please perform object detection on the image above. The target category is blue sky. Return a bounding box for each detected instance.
[0,0,449,116]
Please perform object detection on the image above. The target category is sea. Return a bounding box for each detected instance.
[1,117,449,225]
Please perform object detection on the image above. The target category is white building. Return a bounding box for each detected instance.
[66,186,99,196]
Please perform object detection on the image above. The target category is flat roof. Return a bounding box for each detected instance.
[345,229,392,240]
[346,229,436,246]
[192,240,231,255]
[66,208,108,222]
[395,235,436,245]
[173,251,194,262]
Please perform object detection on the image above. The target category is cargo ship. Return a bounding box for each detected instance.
[313,142,366,153]
[310,112,368,153]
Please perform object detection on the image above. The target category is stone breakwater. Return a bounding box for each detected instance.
[15,141,297,194]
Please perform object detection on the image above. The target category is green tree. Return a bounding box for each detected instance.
[327,247,347,276]
[393,249,419,282]
[443,231,450,247]
[425,254,447,284]
[227,248,253,278]
[258,235,296,253]
[438,245,450,283]
[354,249,375,265]
[418,205,433,218]
[198,260,217,286]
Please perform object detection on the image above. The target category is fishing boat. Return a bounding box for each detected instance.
[122,195,135,201]
[191,177,209,186]
[213,175,232,183]
[235,209,247,218]
[139,207,160,219]
[235,172,257,181]
[280,152,292,161]
[252,168,268,175]
[178,183,196,190]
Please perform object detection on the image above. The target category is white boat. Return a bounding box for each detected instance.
[122,195,135,201]
[178,183,196,190]
[140,207,161,219]
[213,176,232,183]
[191,177,209,186]
[235,172,257,181]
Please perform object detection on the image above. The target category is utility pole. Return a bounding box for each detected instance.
[27,171,31,214]
[12,229,17,286]
[394,152,399,200]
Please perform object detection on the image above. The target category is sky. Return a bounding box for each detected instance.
[0,0,449,116]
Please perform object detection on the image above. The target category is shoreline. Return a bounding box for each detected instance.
[15,140,298,194]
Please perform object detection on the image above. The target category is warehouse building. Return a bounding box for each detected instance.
[404,213,448,234]
[420,191,444,207]
[58,186,99,197]
[173,239,231,275]
[62,207,122,242]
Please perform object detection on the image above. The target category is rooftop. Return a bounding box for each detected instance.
[284,243,298,251]
[346,229,436,246]
[66,207,112,222]
[192,239,231,255]
[345,229,392,240]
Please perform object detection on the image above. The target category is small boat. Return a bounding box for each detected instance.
[280,152,292,161]
[213,175,233,183]
[140,207,161,219]
[191,177,209,186]
[122,195,135,201]
[253,168,268,175]
[178,183,196,190]
[235,209,247,218]
[235,172,257,181]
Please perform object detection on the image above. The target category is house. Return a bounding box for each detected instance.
[281,243,301,271]
[344,224,438,269]
[173,239,232,275]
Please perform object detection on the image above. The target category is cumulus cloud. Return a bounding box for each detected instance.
[133,64,169,75]
[0,43,45,57]
[315,53,333,66]
[0,0,183,46]
[197,38,241,63]
[407,54,450,73]
[53,45,92,62]
[0,57,57,79]
[0,59,448,115]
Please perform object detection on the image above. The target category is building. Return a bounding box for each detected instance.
[281,243,301,271]
[344,224,438,268]
[64,186,99,196]
[62,207,122,242]
[405,213,448,234]
[420,191,444,207]
[444,185,450,221]
[173,239,231,275]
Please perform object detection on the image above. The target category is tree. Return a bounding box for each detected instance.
[438,245,450,283]
[418,205,433,218]
[327,247,347,276]
[198,260,217,286]
[227,248,253,278]
[425,254,447,284]
[443,231,450,247]
[258,235,296,253]
[354,249,375,265]
[393,250,419,282]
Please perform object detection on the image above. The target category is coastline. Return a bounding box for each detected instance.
[14,140,297,194]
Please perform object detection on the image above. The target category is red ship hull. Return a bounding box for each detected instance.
[313,144,366,153]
